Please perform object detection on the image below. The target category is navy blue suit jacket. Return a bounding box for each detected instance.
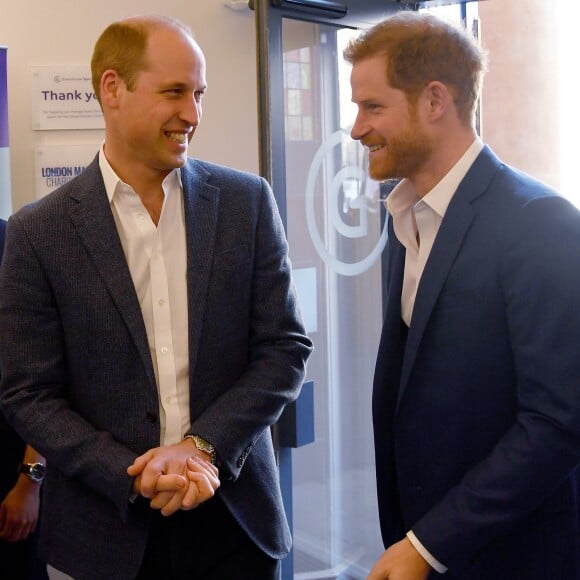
[0,157,312,580]
[374,146,580,578]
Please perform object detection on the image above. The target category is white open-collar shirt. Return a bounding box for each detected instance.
[386,138,484,326]
[99,147,190,446]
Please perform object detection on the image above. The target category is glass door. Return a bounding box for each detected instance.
[254,2,473,578]
[255,2,398,578]
[282,18,386,579]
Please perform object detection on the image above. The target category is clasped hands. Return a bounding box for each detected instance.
[127,439,220,516]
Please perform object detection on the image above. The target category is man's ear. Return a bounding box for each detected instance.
[100,70,122,108]
[423,81,451,121]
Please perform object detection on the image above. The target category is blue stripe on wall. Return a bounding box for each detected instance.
[0,48,9,148]
[0,47,12,218]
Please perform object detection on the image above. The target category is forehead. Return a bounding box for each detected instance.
[351,55,390,93]
[142,26,206,82]
[350,54,408,104]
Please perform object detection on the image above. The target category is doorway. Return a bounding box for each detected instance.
[255,2,475,578]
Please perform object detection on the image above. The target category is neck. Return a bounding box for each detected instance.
[413,128,477,197]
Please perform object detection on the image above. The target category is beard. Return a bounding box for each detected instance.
[368,119,434,182]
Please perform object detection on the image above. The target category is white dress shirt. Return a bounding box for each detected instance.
[385,138,484,573]
[99,148,190,446]
[387,138,484,326]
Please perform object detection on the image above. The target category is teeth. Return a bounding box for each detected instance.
[167,132,187,144]
[368,144,384,152]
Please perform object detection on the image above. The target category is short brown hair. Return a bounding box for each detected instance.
[90,15,193,105]
[343,11,487,125]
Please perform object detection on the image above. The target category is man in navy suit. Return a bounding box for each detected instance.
[345,11,580,579]
[0,15,312,580]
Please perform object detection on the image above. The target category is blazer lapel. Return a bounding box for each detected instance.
[180,161,220,373]
[397,146,502,404]
[67,158,156,387]
[383,219,405,344]
[374,220,407,409]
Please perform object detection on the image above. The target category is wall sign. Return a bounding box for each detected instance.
[31,65,104,130]
[35,144,98,199]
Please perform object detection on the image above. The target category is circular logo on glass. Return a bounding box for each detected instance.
[305,129,389,276]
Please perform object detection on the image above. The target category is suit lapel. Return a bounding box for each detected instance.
[383,219,405,342]
[397,146,502,404]
[374,220,407,410]
[67,158,156,386]
[180,161,220,373]
[69,158,221,386]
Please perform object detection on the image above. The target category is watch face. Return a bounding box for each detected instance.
[22,462,46,482]
[30,463,46,481]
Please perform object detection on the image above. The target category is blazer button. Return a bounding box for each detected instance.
[146,412,158,423]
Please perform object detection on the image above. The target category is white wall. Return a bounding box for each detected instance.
[0,0,259,212]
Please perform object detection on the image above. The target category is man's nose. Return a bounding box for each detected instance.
[181,97,201,127]
[350,113,366,141]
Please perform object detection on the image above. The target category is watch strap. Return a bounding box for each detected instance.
[18,462,46,483]
[185,435,217,465]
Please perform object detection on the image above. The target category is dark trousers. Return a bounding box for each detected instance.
[136,496,280,580]
[0,533,49,580]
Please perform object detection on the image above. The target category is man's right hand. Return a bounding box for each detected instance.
[368,538,432,580]
[127,441,220,516]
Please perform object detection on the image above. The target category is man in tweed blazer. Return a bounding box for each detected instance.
[0,15,312,580]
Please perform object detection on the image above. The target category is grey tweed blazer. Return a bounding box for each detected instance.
[0,156,312,580]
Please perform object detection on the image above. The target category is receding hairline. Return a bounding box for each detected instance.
[120,14,195,39]
[90,15,202,104]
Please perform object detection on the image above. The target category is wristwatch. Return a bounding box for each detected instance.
[187,435,217,465]
[19,462,46,483]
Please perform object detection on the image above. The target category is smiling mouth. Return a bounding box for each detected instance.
[367,144,386,153]
[166,132,189,144]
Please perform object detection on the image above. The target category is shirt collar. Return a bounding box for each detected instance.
[98,144,182,202]
[386,137,484,218]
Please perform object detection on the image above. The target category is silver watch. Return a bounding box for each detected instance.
[19,462,46,483]
[187,435,217,465]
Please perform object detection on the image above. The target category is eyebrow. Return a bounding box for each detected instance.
[159,81,207,92]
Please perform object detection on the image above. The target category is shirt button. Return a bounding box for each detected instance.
[160,346,169,355]
[158,298,165,306]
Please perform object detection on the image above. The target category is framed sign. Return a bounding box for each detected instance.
[31,65,104,130]
[35,144,99,199]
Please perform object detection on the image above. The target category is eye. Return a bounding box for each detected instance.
[364,103,382,113]
[194,90,205,103]
[161,88,184,99]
